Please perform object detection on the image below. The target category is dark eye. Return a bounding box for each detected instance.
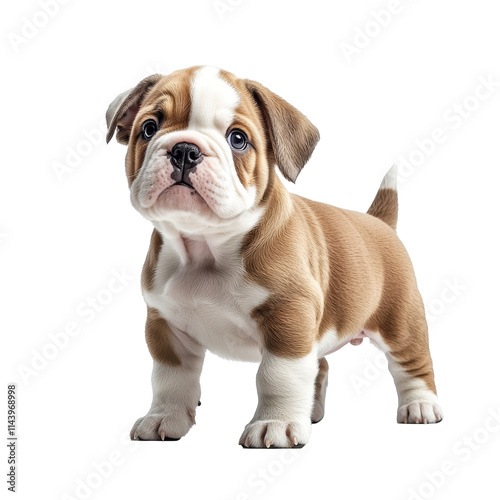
[228,129,248,151]
[141,119,157,140]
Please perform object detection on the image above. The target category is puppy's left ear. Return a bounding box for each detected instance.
[106,74,162,144]
[244,79,320,183]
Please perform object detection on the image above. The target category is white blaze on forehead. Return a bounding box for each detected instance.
[189,66,240,132]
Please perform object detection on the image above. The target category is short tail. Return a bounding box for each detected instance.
[367,165,398,230]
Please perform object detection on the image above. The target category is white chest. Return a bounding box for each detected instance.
[143,237,268,362]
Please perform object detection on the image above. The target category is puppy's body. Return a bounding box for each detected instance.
[106,66,442,448]
[143,220,266,363]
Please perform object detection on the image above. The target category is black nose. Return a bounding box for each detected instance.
[170,142,203,171]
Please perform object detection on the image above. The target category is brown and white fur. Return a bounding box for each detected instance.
[106,66,443,448]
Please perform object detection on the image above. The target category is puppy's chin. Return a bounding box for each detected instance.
[133,184,223,228]
[155,184,210,214]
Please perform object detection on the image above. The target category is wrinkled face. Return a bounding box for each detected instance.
[112,67,270,231]
[106,66,320,234]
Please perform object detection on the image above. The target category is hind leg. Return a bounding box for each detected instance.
[368,316,443,424]
[386,348,443,424]
[312,357,329,423]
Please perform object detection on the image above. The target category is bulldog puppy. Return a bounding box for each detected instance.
[106,66,443,448]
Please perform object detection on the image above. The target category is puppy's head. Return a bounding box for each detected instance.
[106,66,319,232]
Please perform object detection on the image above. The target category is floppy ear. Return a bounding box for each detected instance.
[106,74,162,144]
[244,79,320,183]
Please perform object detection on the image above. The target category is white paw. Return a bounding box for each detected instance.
[239,417,311,448]
[130,406,196,440]
[397,400,443,424]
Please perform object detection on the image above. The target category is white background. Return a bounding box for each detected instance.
[2,0,500,499]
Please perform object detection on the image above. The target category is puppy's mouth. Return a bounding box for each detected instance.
[154,179,203,204]
[172,180,195,189]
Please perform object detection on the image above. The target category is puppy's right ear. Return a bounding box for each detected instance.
[106,74,162,144]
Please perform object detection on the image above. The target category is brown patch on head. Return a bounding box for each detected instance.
[145,306,181,366]
[125,68,199,186]
[218,70,271,202]
[106,67,200,186]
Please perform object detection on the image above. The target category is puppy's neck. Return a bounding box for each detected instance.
[151,208,264,267]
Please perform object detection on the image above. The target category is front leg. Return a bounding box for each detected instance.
[239,348,319,448]
[131,307,205,441]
